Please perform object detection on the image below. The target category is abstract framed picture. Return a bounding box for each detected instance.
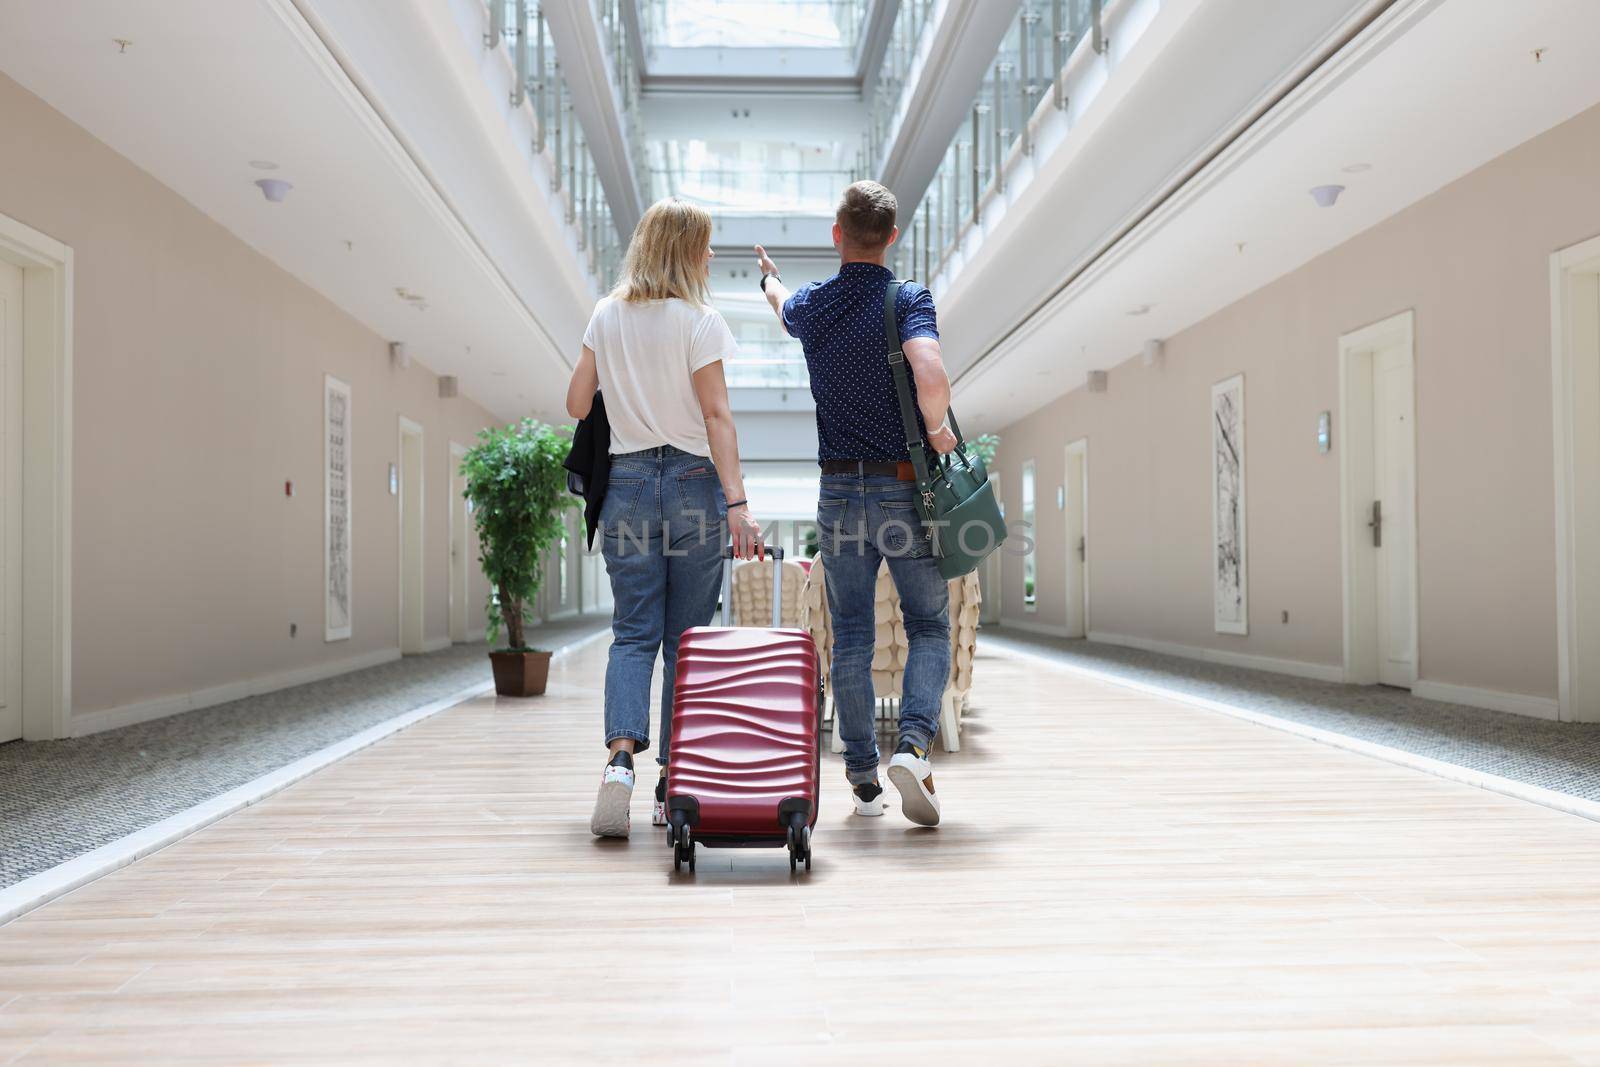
[325,374,353,641]
[1211,373,1247,635]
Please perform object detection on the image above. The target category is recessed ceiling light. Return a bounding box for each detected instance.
[1126,304,1152,317]
[249,160,280,171]
[1342,163,1372,174]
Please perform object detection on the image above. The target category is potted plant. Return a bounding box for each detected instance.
[459,418,577,697]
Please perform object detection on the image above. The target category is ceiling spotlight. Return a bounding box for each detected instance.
[1126,304,1152,317]
[254,178,293,203]
[249,160,280,171]
[113,38,132,53]
[1310,184,1345,207]
[1342,163,1372,174]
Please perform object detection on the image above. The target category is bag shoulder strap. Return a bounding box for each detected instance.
[884,281,933,497]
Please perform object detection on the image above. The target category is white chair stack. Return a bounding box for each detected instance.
[799,557,982,753]
[729,557,807,628]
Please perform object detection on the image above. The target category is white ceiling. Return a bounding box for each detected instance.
[0,0,600,422]
[947,0,1600,427]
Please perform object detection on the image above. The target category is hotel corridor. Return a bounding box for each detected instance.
[3,634,1599,1065]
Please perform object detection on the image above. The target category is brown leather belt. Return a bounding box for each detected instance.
[820,459,917,481]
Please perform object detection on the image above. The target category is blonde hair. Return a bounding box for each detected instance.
[612,197,713,307]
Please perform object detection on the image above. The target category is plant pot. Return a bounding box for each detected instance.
[489,649,551,697]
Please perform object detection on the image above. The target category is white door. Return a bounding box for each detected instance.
[1064,440,1089,638]
[449,443,469,643]
[399,419,426,654]
[1372,343,1418,688]
[0,261,22,743]
[980,474,1002,625]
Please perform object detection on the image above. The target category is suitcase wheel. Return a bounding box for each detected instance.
[672,824,695,873]
[786,823,812,874]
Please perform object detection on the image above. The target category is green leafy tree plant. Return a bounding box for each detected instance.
[968,433,1000,468]
[459,418,577,652]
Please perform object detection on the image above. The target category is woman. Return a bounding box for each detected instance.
[566,197,764,839]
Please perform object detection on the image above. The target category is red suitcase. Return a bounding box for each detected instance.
[665,547,822,873]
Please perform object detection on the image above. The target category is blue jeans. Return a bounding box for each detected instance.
[600,446,726,765]
[817,474,950,783]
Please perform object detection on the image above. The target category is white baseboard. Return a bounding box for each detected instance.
[1086,630,1348,684]
[995,618,1077,639]
[1412,680,1560,722]
[420,636,453,653]
[71,647,403,737]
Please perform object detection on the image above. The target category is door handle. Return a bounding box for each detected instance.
[1368,500,1382,548]
[1077,536,1086,561]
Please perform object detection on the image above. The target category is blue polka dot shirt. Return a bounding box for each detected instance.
[782,262,940,463]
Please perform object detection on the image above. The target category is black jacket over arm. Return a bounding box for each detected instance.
[561,391,610,550]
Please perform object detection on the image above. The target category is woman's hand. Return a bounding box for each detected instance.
[729,503,765,561]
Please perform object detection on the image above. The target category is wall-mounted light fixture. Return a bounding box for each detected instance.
[1087,370,1108,393]
[1143,338,1165,370]
[389,342,410,370]
[438,375,459,399]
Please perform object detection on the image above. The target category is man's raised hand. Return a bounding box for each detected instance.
[754,245,779,278]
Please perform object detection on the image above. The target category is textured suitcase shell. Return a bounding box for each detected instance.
[667,625,821,841]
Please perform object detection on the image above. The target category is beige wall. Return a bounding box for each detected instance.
[991,101,1600,702]
[0,72,503,721]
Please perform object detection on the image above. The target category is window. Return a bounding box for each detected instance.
[1021,461,1036,611]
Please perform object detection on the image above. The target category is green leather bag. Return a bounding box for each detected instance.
[884,281,1007,580]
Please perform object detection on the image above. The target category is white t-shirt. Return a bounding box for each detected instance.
[581,296,739,457]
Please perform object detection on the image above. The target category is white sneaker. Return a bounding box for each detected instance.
[590,753,635,838]
[652,772,668,827]
[887,743,941,827]
[849,777,887,817]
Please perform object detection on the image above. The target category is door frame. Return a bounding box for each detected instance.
[1337,309,1418,686]
[0,212,72,740]
[1551,234,1600,722]
[397,416,426,654]
[448,440,469,643]
[1064,438,1090,637]
[980,474,1003,624]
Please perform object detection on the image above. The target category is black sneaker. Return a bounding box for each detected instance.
[849,776,886,817]
[887,740,940,826]
[589,750,635,838]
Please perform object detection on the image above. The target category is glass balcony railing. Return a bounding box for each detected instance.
[723,339,809,389]
[641,0,871,51]
[650,166,858,215]
[894,0,1104,284]
[864,0,937,174]
[486,0,632,287]
[589,0,650,199]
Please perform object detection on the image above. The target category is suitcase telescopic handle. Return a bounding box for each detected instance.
[721,544,785,627]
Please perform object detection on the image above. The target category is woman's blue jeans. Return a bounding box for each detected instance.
[599,446,726,765]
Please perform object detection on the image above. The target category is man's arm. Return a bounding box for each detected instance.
[904,337,958,455]
[754,245,793,334]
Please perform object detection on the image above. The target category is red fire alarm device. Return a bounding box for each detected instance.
[285,480,295,497]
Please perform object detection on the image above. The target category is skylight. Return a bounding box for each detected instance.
[642,0,869,50]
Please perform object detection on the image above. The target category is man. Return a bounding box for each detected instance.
[755,180,958,827]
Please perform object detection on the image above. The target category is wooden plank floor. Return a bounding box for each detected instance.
[4,637,1600,1065]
